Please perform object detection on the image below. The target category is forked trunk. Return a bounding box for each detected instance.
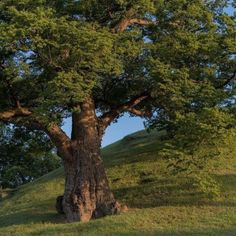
[60,99,120,222]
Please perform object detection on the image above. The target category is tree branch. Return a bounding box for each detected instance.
[0,107,32,121]
[113,18,157,33]
[45,123,73,160]
[127,107,151,117]
[217,71,236,89]
[0,107,73,161]
[4,79,21,108]
[22,119,74,161]
[99,93,149,128]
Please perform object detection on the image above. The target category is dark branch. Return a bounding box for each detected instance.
[0,107,32,121]
[0,106,73,160]
[4,79,21,108]
[127,107,151,117]
[99,93,149,128]
[29,120,74,160]
[113,18,157,33]
[45,123,73,159]
[217,71,236,89]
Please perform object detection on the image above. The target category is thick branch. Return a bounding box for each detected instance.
[0,107,32,121]
[113,18,157,33]
[0,107,73,161]
[46,123,73,160]
[100,93,149,128]
[127,107,151,117]
[22,119,73,160]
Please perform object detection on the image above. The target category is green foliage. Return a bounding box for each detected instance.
[193,173,221,199]
[0,125,60,188]
[78,0,156,23]
[134,1,236,194]
[157,108,236,197]
[0,0,235,120]
[1,5,127,112]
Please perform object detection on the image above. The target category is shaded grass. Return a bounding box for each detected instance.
[0,130,235,235]
[0,207,235,236]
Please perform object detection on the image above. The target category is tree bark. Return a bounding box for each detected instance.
[61,98,120,222]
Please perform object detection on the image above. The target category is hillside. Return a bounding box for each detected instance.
[0,130,236,236]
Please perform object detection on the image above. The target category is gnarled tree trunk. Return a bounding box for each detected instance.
[59,99,120,222]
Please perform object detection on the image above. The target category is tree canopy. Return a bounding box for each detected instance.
[0,0,235,129]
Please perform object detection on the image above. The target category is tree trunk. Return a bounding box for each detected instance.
[60,99,120,222]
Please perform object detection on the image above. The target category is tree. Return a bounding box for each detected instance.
[0,0,235,222]
[156,107,236,198]
[0,125,60,188]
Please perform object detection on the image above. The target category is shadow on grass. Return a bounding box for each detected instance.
[0,196,65,228]
[0,174,235,229]
[24,222,236,236]
[216,174,236,186]
[0,210,64,228]
[114,174,236,209]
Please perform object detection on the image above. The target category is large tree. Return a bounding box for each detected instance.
[0,0,235,222]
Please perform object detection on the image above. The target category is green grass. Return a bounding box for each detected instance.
[0,130,235,236]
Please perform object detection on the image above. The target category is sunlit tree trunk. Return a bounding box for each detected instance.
[59,98,120,222]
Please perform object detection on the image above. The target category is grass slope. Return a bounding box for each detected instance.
[0,130,236,236]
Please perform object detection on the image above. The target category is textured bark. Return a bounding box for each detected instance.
[61,99,120,222]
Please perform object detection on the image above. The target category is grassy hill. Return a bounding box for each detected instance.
[0,130,236,236]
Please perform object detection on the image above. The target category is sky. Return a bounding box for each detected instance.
[227,3,235,15]
[62,4,235,147]
[62,114,145,147]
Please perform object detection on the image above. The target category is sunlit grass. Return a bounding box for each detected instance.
[0,130,235,236]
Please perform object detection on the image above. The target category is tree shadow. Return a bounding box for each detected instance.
[0,209,65,228]
[21,221,236,236]
[0,197,65,228]
[113,174,236,209]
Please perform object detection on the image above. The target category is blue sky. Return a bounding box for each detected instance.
[227,4,235,15]
[102,115,144,146]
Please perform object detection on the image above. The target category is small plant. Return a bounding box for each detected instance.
[193,173,221,199]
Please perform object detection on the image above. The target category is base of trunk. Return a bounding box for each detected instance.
[92,200,121,219]
[56,195,121,222]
